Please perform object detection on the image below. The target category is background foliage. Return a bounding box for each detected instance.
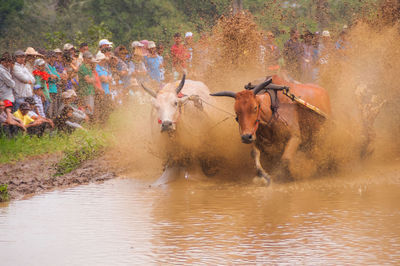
[0,0,385,52]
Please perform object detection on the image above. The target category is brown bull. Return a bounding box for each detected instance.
[211,75,331,183]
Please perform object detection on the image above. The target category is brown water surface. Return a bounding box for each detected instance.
[1,166,400,265]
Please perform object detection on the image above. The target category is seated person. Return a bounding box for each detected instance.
[58,89,89,123]
[25,97,54,128]
[54,105,85,133]
[13,102,47,136]
[0,100,26,137]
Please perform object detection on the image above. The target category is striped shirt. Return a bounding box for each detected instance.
[33,94,46,118]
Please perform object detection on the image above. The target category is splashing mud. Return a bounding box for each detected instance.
[108,15,400,183]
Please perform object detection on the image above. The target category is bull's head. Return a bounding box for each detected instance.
[210,78,272,143]
[142,75,186,132]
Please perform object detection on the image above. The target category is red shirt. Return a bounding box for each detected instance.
[170,44,189,69]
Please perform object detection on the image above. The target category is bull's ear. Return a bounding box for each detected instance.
[210,91,236,98]
[141,83,157,98]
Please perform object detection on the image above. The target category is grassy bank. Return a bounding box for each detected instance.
[0,129,108,165]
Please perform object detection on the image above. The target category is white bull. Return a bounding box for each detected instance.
[141,75,218,185]
[141,75,214,132]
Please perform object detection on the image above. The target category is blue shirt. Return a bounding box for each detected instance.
[96,64,111,94]
[144,55,162,82]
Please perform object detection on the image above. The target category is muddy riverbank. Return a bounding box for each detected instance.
[0,154,120,200]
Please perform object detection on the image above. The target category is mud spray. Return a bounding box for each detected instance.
[108,11,400,183]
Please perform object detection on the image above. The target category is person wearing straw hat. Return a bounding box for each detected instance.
[25,47,44,73]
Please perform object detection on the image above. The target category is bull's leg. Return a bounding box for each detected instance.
[151,163,182,187]
[281,134,301,162]
[277,134,301,181]
[251,145,271,186]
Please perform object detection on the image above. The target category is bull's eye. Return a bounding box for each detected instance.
[254,106,258,112]
[174,101,178,106]
[235,116,239,122]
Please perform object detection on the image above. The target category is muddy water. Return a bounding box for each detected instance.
[1,166,400,265]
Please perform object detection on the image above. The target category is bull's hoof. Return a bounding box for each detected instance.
[273,161,293,183]
[252,176,271,187]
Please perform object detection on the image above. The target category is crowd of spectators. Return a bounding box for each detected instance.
[0,28,348,138]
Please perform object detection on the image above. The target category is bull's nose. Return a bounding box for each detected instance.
[161,121,173,131]
[241,134,254,144]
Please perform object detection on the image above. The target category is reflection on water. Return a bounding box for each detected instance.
[1,169,400,265]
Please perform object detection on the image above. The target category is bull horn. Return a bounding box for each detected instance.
[176,74,186,94]
[253,77,273,95]
[210,91,236,98]
[140,83,157,98]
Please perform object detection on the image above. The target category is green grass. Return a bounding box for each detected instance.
[0,184,9,202]
[55,130,106,176]
[0,129,108,166]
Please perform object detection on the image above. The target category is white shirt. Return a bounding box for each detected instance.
[12,62,35,98]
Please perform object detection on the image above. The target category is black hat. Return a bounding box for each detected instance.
[19,102,31,111]
[25,97,36,105]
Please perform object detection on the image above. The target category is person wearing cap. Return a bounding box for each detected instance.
[131,41,144,57]
[0,100,26,137]
[33,58,51,114]
[144,41,163,84]
[32,84,46,118]
[77,51,96,114]
[129,45,148,85]
[0,53,16,103]
[99,39,113,50]
[318,30,333,65]
[63,43,75,55]
[58,89,88,124]
[12,50,36,112]
[95,52,112,94]
[170,33,190,80]
[184,32,194,70]
[45,51,61,118]
[283,28,304,81]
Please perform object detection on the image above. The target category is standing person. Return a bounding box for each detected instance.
[33,58,51,114]
[114,45,131,94]
[77,42,89,66]
[144,41,163,85]
[318,30,333,66]
[77,51,96,115]
[95,52,112,106]
[283,28,304,81]
[184,32,194,72]
[264,31,281,75]
[24,47,43,73]
[129,48,148,84]
[157,43,168,82]
[301,30,315,83]
[170,32,189,80]
[12,50,35,111]
[45,51,61,118]
[0,53,16,104]
[32,84,47,118]
[63,43,79,72]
